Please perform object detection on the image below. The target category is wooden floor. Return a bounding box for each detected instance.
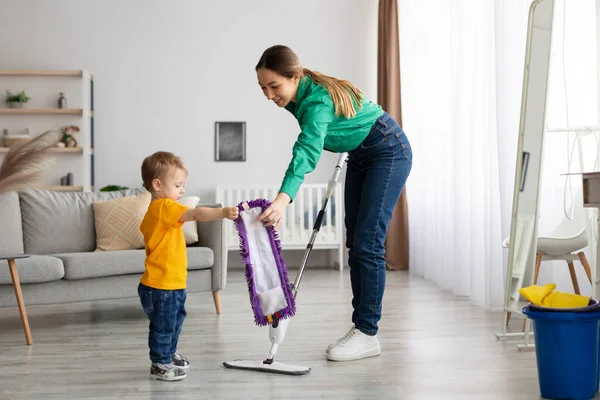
[0,268,587,400]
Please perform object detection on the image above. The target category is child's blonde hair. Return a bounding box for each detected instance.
[141,151,187,192]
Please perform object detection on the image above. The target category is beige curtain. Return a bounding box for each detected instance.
[378,0,409,271]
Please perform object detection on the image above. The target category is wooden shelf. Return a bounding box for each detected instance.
[42,185,83,192]
[0,147,85,153]
[0,108,83,115]
[0,68,94,193]
[0,69,83,77]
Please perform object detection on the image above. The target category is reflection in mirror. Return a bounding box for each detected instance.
[495,0,554,348]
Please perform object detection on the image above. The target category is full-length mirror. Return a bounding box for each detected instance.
[496,0,555,345]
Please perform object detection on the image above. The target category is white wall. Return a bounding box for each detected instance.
[0,0,379,202]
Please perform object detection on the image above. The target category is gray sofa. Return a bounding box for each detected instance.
[0,189,227,312]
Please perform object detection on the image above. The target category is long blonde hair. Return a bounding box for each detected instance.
[255,45,363,118]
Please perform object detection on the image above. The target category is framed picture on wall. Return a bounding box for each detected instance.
[215,121,246,162]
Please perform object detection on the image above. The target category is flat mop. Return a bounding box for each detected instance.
[223,152,349,375]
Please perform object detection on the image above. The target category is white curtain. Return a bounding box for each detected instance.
[398,0,598,307]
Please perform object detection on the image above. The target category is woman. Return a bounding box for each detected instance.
[256,45,412,362]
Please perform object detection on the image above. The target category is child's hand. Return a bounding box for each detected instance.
[223,207,239,221]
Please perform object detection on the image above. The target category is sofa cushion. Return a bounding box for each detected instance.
[0,255,64,284]
[0,192,24,253]
[93,192,151,251]
[54,247,214,280]
[179,196,200,245]
[19,188,145,255]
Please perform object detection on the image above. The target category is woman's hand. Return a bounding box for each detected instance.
[257,192,291,229]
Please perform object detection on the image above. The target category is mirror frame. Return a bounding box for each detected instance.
[497,0,555,344]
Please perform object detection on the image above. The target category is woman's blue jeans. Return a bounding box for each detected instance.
[345,111,412,336]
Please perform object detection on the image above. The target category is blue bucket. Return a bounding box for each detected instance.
[523,302,600,400]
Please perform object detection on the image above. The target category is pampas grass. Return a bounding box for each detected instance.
[0,129,63,194]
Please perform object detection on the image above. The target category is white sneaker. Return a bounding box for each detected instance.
[172,352,190,371]
[326,328,381,362]
[326,325,355,354]
[150,362,187,381]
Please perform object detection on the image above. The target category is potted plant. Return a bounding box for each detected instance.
[5,90,31,108]
[100,185,130,192]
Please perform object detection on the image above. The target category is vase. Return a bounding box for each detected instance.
[58,92,67,109]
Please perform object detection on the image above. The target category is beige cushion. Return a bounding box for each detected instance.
[93,191,151,251]
[178,196,200,245]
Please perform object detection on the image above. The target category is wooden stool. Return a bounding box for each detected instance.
[1,254,32,345]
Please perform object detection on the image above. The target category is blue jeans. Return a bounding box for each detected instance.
[345,111,412,336]
[138,283,187,364]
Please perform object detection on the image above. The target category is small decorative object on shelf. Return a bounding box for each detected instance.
[60,172,73,186]
[3,128,30,147]
[58,92,67,109]
[59,125,80,148]
[5,90,31,108]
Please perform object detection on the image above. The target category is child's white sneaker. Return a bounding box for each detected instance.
[172,352,190,371]
[326,328,381,362]
[150,362,187,381]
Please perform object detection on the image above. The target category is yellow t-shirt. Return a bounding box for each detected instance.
[139,198,189,290]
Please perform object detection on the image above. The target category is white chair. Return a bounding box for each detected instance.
[533,199,592,293]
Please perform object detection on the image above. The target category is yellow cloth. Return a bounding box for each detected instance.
[519,283,590,308]
[139,199,189,290]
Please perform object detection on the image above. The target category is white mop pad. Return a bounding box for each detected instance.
[235,200,296,325]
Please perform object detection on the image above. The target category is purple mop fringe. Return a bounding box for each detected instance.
[234,199,296,326]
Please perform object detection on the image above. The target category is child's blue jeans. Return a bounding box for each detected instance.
[138,283,187,365]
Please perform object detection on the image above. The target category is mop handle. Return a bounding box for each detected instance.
[291,152,349,298]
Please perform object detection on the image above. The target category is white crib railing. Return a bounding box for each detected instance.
[216,183,345,270]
